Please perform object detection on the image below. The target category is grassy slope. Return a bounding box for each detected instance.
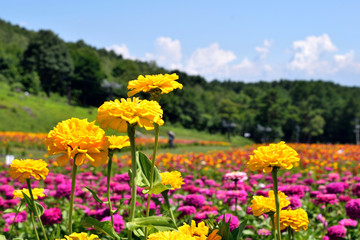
[0,82,252,147]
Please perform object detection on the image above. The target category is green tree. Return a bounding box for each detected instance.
[69,45,106,106]
[303,115,326,142]
[22,30,73,96]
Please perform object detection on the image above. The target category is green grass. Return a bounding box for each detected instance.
[0,82,97,132]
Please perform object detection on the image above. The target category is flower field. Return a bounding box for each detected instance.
[1,143,360,239]
[1,73,360,240]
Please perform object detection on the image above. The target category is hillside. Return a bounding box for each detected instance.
[1,18,360,143]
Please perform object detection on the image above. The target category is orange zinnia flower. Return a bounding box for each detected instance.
[127,73,182,97]
[9,159,48,183]
[248,141,300,173]
[45,118,109,167]
[97,98,164,132]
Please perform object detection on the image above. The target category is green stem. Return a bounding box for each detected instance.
[161,190,177,227]
[287,227,291,240]
[270,213,277,240]
[30,212,40,240]
[271,167,281,240]
[290,228,295,240]
[127,124,137,240]
[234,180,238,216]
[68,158,78,235]
[8,201,23,239]
[144,123,160,239]
[107,151,115,229]
[26,179,48,240]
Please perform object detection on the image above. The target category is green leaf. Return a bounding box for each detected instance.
[133,228,145,238]
[0,235,6,240]
[82,217,120,240]
[217,215,233,240]
[22,192,35,213]
[34,201,44,216]
[144,182,171,195]
[126,216,177,231]
[85,187,107,204]
[135,151,162,189]
[3,208,16,214]
[232,219,247,240]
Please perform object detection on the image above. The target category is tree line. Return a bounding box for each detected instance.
[1,19,359,143]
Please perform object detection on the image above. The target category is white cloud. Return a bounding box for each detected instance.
[255,39,273,60]
[334,51,355,68]
[185,43,236,77]
[289,34,337,74]
[106,44,131,59]
[145,37,182,70]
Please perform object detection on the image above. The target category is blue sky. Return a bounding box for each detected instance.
[1,1,360,86]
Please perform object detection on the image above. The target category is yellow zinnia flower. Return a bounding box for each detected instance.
[148,231,195,240]
[13,188,45,200]
[148,221,220,240]
[45,118,110,167]
[127,73,182,97]
[9,159,49,183]
[97,98,164,132]
[248,141,300,173]
[274,208,309,232]
[160,171,184,189]
[107,135,130,150]
[178,220,209,240]
[56,232,100,240]
[250,191,290,216]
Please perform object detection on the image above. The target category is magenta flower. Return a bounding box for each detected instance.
[345,199,360,220]
[338,218,357,227]
[217,213,239,231]
[326,182,345,194]
[183,194,206,208]
[41,208,62,225]
[315,194,339,205]
[101,214,125,233]
[326,225,346,240]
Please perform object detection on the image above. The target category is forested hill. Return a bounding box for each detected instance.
[1,18,360,144]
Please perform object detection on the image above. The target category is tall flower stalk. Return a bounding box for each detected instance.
[106,135,130,229]
[144,123,160,239]
[271,167,281,240]
[247,142,300,240]
[26,179,48,240]
[107,151,115,228]
[9,159,48,239]
[127,123,137,240]
[68,156,78,235]
[269,213,277,240]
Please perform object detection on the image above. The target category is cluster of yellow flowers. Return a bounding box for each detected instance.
[7,73,220,240]
[148,221,221,240]
[248,142,308,237]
